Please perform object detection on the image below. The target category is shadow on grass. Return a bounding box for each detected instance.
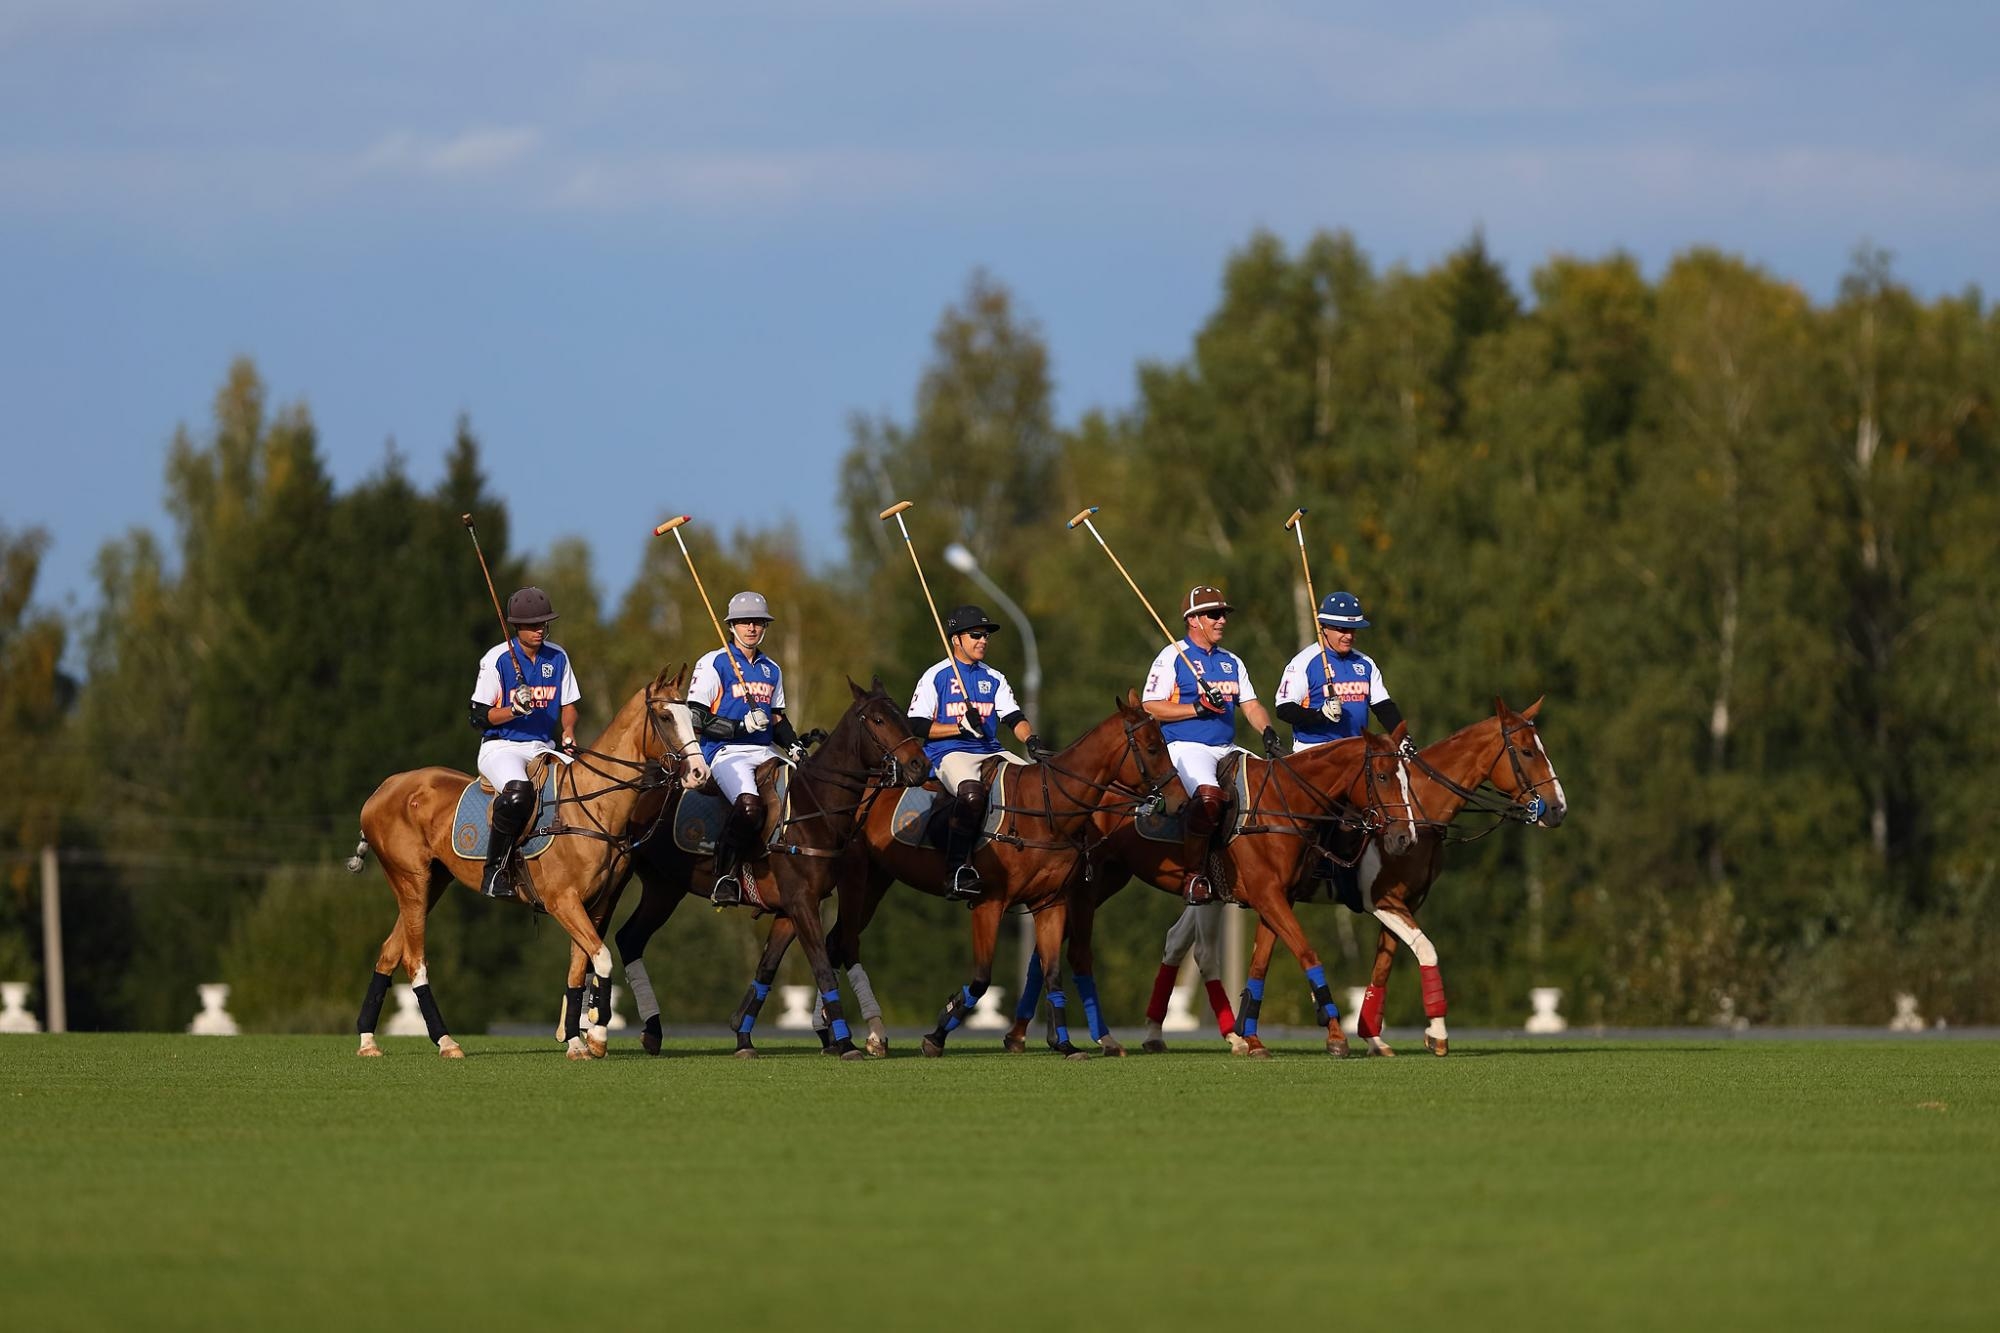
[1449,1044,1732,1057]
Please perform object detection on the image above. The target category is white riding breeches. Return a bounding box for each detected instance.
[711,745,781,801]
[1166,740,1233,794]
[935,749,1029,791]
[1161,902,1226,976]
[478,739,564,790]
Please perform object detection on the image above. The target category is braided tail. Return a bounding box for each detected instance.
[345,834,372,874]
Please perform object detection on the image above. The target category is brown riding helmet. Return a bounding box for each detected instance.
[1181,585,1233,620]
[506,586,558,625]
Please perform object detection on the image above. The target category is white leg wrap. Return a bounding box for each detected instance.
[846,964,883,1023]
[1409,931,1438,967]
[623,960,660,1023]
[411,964,429,987]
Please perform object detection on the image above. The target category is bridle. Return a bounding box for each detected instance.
[1408,714,1555,839]
[1237,738,1411,857]
[990,709,1177,855]
[765,699,931,859]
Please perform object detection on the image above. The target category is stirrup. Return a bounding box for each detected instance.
[480,858,514,900]
[1181,872,1216,907]
[944,863,985,902]
[711,869,744,908]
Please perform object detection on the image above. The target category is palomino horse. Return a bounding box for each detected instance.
[742,692,1179,1059]
[567,678,930,1060]
[345,666,704,1060]
[1242,697,1567,1057]
[1007,728,1420,1058]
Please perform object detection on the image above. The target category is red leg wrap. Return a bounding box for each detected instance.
[1145,963,1178,1024]
[1420,965,1447,1019]
[1204,979,1236,1036]
[1357,984,1386,1039]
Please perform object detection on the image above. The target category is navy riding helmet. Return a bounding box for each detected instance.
[1317,591,1370,630]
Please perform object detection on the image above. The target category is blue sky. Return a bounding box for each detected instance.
[5,1,1996,621]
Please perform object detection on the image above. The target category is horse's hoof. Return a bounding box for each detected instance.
[587,1034,608,1060]
[921,1036,945,1059]
[734,1047,759,1060]
[1141,1038,1169,1055]
[437,1037,465,1060]
[565,1037,590,1061]
[1245,1038,1273,1061]
[1003,1032,1028,1054]
[1099,1035,1127,1058]
[642,1032,662,1057]
[866,1033,889,1059]
[1369,1042,1398,1058]
[1224,1033,1250,1056]
[1326,1033,1351,1059]
[1425,1034,1449,1057]
[356,1037,383,1058]
[840,1048,868,1062]
[1062,1048,1091,1061]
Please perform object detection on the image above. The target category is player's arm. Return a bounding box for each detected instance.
[1238,697,1275,733]
[560,703,579,748]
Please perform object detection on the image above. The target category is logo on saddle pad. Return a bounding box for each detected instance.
[890,766,1011,851]
[451,763,563,860]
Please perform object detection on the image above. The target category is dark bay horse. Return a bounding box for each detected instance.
[1242,697,1567,1056]
[738,692,1179,1059]
[345,666,703,1059]
[571,678,930,1059]
[1007,728,1420,1058]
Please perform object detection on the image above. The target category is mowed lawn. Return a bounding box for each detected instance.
[3,1035,1996,1331]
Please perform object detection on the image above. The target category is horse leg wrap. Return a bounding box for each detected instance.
[845,964,883,1024]
[589,970,614,1036]
[1358,984,1387,1039]
[412,984,449,1045]
[821,989,852,1045]
[356,971,394,1036]
[1305,964,1340,1026]
[623,959,660,1024]
[1204,979,1236,1037]
[1046,986,1072,1049]
[563,985,585,1042]
[937,981,987,1036]
[1238,977,1265,1039]
[1075,974,1106,1042]
[1420,965,1447,1019]
[1146,962,1178,1024]
[736,980,772,1037]
[1014,953,1046,1023]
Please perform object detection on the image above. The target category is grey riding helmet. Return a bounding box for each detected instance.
[726,591,774,623]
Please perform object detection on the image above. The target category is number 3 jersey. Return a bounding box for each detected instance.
[472,639,582,744]
[1276,645,1388,744]
[1143,638,1257,746]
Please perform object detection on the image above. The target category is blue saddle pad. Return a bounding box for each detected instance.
[890,763,1011,850]
[450,762,562,860]
[674,765,792,856]
[1136,752,1252,844]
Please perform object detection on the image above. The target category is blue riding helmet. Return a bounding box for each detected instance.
[1317,591,1370,629]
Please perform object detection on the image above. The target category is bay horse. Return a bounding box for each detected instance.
[737,692,1180,1059]
[1006,727,1420,1058]
[1241,697,1567,1057]
[568,678,931,1059]
[344,665,704,1060]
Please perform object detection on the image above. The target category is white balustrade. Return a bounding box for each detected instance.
[1162,984,1199,1031]
[1888,992,1925,1032]
[0,981,41,1034]
[1342,986,1364,1037]
[384,985,428,1036]
[777,984,816,1029]
[1526,987,1568,1034]
[967,988,1007,1029]
[187,983,239,1036]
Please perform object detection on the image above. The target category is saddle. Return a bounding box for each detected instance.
[672,764,794,856]
[890,758,1013,852]
[1299,822,1368,912]
[1135,751,1253,845]
[451,758,563,861]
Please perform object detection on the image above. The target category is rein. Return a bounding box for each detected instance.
[1408,716,1552,843]
[989,712,1172,852]
[764,706,929,860]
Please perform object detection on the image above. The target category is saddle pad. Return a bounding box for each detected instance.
[1136,750,1254,845]
[890,762,1012,850]
[451,763,562,860]
[675,763,794,856]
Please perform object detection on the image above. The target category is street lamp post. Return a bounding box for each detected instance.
[942,542,1042,999]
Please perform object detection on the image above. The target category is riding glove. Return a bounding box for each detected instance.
[1026,734,1054,761]
[1262,726,1285,759]
[509,684,537,714]
[1399,735,1420,761]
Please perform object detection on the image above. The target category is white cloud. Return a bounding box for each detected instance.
[356,127,543,178]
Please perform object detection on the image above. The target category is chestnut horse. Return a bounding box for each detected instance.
[1244,697,1568,1056]
[734,692,1180,1059]
[1007,727,1419,1058]
[344,665,704,1060]
[567,678,930,1060]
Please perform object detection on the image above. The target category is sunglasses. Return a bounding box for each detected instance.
[1197,610,1229,622]
[960,630,990,641]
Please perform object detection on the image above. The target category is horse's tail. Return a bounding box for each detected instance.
[345,833,372,874]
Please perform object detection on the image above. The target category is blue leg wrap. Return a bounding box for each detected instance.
[1015,953,1045,1021]
[1304,964,1340,1023]
[1241,976,1265,1038]
[1048,988,1071,1048]
[944,984,976,1034]
[821,989,850,1044]
[1076,974,1106,1041]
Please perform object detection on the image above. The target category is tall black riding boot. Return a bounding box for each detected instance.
[482,780,535,899]
[943,780,988,902]
[712,793,764,907]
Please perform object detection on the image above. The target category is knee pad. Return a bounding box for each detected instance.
[953,781,988,829]
[1186,785,1224,836]
[492,780,535,835]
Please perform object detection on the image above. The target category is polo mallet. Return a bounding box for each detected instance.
[1285,507,1339,688]
[461,512,532,697]
[878,501,976,718]
[1066,505,1214,696]
[652,514,757,712]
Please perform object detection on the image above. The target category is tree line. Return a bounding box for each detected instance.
[4,229,1996,1032]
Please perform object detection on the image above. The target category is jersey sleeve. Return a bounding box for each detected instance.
[560,662,581,706]
[991,669,1020,719]
[689,652,725,710]
[771,666,787,713]
[471,646,503,705]
[1229,653,1258,702]
[1141,645,1181,703]
[1365,655,1390,705]
[1276,649,1310,707]
[908,664,941,721]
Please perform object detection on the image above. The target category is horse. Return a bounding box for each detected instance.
[566,678,931,1060]
[1005,727,1421,1058]
[1242,697,1568,1057]
[735,691,1180,1060]
[344,665,704,1060]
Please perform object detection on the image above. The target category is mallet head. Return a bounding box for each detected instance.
[460,513,475,528]
[878,500,914,520]
[653,515,693,536]
[1284,508,1307,531]
[1066,506,1100,529]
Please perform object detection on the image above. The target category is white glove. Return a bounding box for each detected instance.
[742,708,772,734]
[1399,735,1420,760]
[509,685,537,714]
[1319,699,1343,722]
[784,743,806,765]
[956,716,985,741]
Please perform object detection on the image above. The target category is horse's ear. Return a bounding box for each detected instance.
[1126,687,1142,710]
[1520,696,1543,721]
[1389,721,1408,746]
[849,677,867,701]
[870,674,885,694]
[674,662,688,696]
[1494,695,1508,716]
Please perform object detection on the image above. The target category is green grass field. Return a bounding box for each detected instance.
[4,1035,1996,1331]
